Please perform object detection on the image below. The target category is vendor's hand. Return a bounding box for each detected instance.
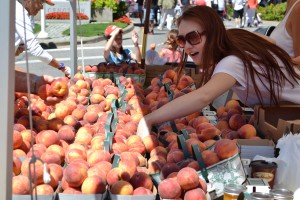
[137,117,152,139]
[35,75,67,105]
[61,66,71,79]
[15,45,25,56]
[132,30,139,45]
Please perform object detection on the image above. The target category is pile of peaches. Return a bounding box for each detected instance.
[78,62,146,75]
[12,69,257,199]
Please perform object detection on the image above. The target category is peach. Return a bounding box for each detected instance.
[13,149,26,157]
[112,142,128,154]
[176,167,199,191]
[225,99,241,111]
[35,130,60,147]
[186,160,201,171]
[13,123,26,132]
[203,139,216,148]
[47,163,63,188]
[191,116,209,129]
[160,163,180,180]
[54,104,70,120]
[224,130,240,140]
[184,188,207,200]
[229,114,247,130]
[202,150,220,167]
[72,105,87,120]
[83,111,99,124]
[32,184,54,195]
[195,122,214,134]
[37,83,52,100]
[226,109,243,122]
[119,159,137,178]
[74,128,93,146]
[132,152,147,167]
[90,135,105,150]
[93,161,112,175]
[216,106,226,117]
[216,120,230,131]
[13,156,22,176]
[33,119,49,132]
[110,180,134,195]
[13,130,23,149]
[186,138,206,156]
[63,161,88,188]
[21,158,44,185]
[214,139,239,160]
[198,127,221,142]
[237,124,257,139]
[128,142,146,155]
[46,143,65,163]
[107,167,131,186]
[133,187,153,195]
[142,135,159,154]
[65,148,87,164]
[167,149,184,163]
[41,151,62,165]
[58,125,75,144]
[12,175,30,194]
[87,149,111,167]
[158,178,182,199]
[48,117,64,132]
[81,175,106,194]
[130,171,153,190]
[126,135,143,146]
[150,146,168,159]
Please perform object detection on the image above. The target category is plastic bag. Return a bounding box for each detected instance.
[253,133,300,192]
[274,133,300,191]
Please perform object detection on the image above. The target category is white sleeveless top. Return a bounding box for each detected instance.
[270,0,300,57]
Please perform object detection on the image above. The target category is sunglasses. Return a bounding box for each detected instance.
[175,30,205,48]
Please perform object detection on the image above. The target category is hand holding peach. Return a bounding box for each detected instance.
[36,75,68,105]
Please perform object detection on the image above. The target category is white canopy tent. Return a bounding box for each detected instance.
[0,0,79,198]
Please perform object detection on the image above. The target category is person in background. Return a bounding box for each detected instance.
[217,0,226,20]
[103,25,142,64]
[137,6,300,139]
[15,0,71,78]
[143,0,158,34]
[157,0,177,30]
[269,0,300,68]
[246,0,258,27]
[159,29,182,63]
[137,0,144,25]
[233,0,245,28]
[178,0,192,13]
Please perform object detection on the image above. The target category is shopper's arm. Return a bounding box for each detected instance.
[289,4,300,58]
[137,73,237,138]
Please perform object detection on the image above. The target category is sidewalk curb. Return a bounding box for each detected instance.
[39,23,135,47]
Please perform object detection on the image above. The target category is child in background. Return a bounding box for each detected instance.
[103,25,142,64]
[159,29,182,63]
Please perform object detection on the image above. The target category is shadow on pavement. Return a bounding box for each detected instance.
[40,42,58,49]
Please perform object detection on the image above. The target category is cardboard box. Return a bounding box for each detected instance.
[254,105,300,143]
[237,139,275,161]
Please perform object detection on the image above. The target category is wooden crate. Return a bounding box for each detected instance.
[145,64,203,88]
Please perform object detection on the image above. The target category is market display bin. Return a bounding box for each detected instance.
[59,193,106,200]
[12,195,56,200]
[254,105,300,143]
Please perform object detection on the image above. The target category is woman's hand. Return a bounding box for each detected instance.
[137,116,152,139]
[132,30,139,45]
